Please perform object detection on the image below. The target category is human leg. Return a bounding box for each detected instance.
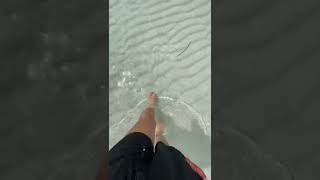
[127,92,157,143]
[155,118,169,145]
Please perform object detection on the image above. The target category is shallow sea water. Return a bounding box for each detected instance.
[109,0,211,178]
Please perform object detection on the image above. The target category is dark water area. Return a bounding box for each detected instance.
[213,0,320,179]
[0,0,107,179]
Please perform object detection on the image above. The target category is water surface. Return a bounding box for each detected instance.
[109,0,211,178]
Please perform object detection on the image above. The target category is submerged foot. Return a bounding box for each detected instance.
[155,119,165,137]
[147,92,156,108]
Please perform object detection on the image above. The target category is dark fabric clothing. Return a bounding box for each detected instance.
[109,132,202,180]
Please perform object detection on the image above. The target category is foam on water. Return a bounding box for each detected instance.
[109,0,211,178]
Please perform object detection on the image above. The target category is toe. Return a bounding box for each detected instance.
[149,92,156,98]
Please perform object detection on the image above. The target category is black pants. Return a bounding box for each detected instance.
[109,132,202,180]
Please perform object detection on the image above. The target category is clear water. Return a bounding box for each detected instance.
[109,0,211,178]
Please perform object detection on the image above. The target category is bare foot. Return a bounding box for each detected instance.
[155,119,165,137]
[147,92,156,108]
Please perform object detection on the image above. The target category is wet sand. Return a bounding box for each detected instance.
[109,0,211,178]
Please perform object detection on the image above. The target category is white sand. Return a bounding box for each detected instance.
[109,0,211,178]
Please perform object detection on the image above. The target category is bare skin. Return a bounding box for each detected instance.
[127,92,169,145]
[127,92,157,143]
[97,93,172,180]
[155,119,168,145]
